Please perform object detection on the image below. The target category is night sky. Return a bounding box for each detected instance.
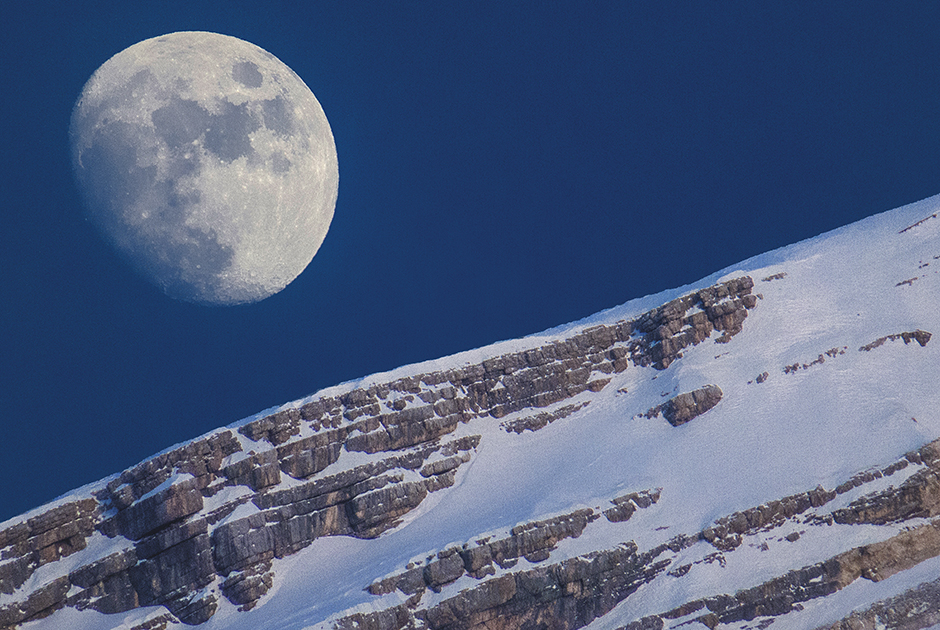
[4,2,940,523]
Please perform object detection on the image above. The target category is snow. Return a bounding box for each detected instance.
[15,193,940,629]
[733,554,940,630]
[0,532,133,608]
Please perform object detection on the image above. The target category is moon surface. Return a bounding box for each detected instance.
[69,32,338,306]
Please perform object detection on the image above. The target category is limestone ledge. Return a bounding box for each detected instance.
[332,437,940,630]
[0,276,757,628]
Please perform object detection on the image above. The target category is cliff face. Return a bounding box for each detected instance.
[0,278,757,628]
[2,196,940,630]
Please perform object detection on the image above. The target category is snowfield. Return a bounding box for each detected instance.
[7,194,940,630]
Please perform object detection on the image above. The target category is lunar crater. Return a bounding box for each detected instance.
[70,32,338,306]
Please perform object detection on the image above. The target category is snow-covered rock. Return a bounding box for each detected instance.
[2,196,940,630]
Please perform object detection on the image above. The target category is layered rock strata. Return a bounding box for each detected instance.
[643,386,724,427]
[0,277,758,628]
[338,438,940,630]
[2,269,938,630]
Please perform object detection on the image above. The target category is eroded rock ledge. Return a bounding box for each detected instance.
[643,386,723,427]
[0,277,756,629]
[859,329,932,352]
[328,438,940,630]
[367,488,662,599]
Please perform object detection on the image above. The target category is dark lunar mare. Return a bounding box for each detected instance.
[202,101,260,163]
[232,60,263,87]
[68,32,339,306]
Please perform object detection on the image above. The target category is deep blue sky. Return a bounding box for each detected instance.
[4,2,940,522]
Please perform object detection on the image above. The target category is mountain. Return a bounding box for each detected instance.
[2,195,940,630]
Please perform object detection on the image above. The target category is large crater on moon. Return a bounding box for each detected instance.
[70,32,338,306]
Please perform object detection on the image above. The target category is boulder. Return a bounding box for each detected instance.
[661,385,723,427]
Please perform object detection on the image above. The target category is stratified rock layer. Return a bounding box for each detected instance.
[0,277,757,628]
[2,266,937,630]
[341,439,940,630]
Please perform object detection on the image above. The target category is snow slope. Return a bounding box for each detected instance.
[8,193,940,630]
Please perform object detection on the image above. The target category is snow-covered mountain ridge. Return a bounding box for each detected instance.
[2,195,940,630]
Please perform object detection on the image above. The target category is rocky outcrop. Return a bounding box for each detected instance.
[333,436,940,630]
[0,277,757,628]
[645,385,723,427]
[899,211,939,233]
[783,346,848,375]
[368,490,660,598]
[859,329,932,351]
[699,442,940,554]
[419,542,671,630]
[499,402,591,434]
[3,262,940,630]
[639,518,940,629]
[0,432,480,627]
[603,489,661,523]
[829,441,940,526]
[816,576,940,629]
[0,498,99,596]
[351,541,672,630]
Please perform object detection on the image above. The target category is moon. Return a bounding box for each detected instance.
[69,32,338,306]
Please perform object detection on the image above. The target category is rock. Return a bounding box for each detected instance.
[0,499,99,599]
[239,408,302,445]
[128,532,214,607]
[835,520,940,586]
[347,481,429,538]
[605,489,661,523]
[816,574,940,629]
[859,329,932,351]
[622,617,665,630]
[0,575,70,627]
[0,556,34,596]
[334,604,416,630]
[126,613,178,630]
[220,561,274,610]
[165,591,218,625]
[0,277,761,628]
[832,464,940,526]
[136,519,208,560]
[424,552,466,591]
[500,402,591,434]
[212,513,275,576]
[415,543,671,630]
[648,385,723,427]
[421,575,517,629]
[68,549,137,588]
[420,455,467,478]
[112,477,205,541]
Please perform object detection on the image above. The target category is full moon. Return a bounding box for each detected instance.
[69,32,338,306]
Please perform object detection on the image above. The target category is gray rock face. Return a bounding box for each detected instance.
[0,277,759,628]
[4,268,940,630]
[858,329,932,351]
[645,385,724,427]
[817,575,940,629]
[332,438,940,630]
[365,499,659,600]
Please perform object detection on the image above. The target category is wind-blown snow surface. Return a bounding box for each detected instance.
[16,194,940,629]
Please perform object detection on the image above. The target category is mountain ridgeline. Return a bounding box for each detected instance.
[2,198,940,630]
